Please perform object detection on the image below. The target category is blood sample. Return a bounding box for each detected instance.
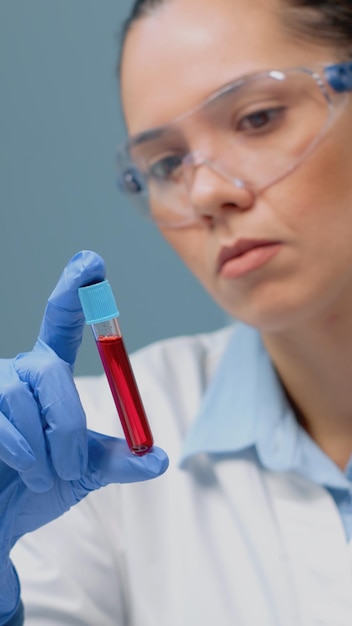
[78,280,154,455]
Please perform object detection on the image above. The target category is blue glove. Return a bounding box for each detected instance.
[0,250,169,624]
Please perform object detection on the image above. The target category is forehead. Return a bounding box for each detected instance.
[120,0,329,135]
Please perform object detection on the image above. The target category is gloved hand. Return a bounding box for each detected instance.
[0,250,169,624]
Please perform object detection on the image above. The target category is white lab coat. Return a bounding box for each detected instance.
[11,326,352,625]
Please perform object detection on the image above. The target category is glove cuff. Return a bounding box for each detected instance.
[0,561,21,625]
[0,602,24,626]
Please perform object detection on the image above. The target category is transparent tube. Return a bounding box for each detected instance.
[91,317,154,456]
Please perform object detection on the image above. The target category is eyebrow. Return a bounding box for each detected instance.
[130,126,166,147]
[128,78,247,148]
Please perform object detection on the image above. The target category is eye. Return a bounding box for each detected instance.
[149,154,184,181]
[237,107,285,132]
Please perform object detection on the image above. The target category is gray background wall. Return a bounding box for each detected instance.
[0,0,226,375]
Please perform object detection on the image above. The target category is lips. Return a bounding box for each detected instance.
[217,238,282,278]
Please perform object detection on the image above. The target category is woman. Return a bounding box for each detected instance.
[2,0,352,623]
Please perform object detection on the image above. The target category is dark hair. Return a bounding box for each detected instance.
[119,0,352,66]
[284,1,352,52]
[124,0,164,23]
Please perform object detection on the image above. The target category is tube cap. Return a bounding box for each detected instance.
[78,280,120,324]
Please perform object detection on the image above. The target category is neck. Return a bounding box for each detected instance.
[262,311,352,470]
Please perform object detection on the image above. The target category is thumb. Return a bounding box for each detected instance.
[38,250,105,366]
[73,432,169,497]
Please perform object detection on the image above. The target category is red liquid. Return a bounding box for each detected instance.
[96,335,154,455]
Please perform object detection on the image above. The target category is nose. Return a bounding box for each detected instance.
[183,157,255,224]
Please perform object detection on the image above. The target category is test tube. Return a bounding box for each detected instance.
[78,280,154,456]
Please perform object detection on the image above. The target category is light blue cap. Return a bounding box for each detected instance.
[78,280,120,325]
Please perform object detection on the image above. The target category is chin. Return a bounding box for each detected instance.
[219,294,317,335]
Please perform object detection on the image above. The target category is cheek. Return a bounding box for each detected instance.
[159,227,210,279]
[268,110,352,241]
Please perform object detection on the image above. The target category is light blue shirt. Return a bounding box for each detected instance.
[180,323,352,541]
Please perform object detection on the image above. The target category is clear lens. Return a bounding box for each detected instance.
[117,66,340,227]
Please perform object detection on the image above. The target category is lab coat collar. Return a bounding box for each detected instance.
[179,323,294,464]
[179,323,349,490]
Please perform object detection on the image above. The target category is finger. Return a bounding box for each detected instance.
[15,341,88,480]
[38,250,105,367]
[0,411,35,472]
[74,432,169,496]
[0,369,54,492]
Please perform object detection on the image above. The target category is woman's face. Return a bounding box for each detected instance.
[121,0,352,333]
